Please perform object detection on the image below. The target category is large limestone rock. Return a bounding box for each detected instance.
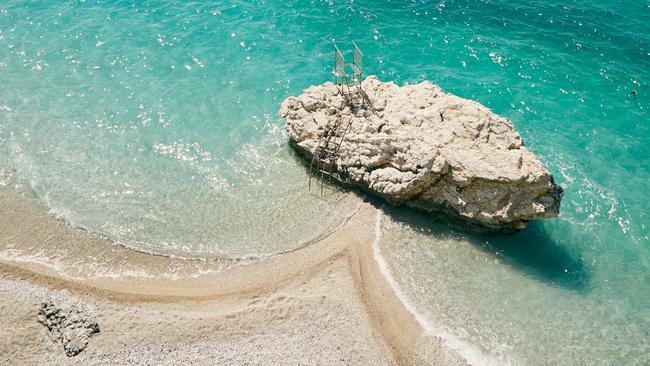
[280,76,563,233]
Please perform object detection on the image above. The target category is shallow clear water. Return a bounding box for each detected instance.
[1,0,649,364]
[0,0,362,258]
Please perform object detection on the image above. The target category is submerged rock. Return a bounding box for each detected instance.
[38,300,100,356]
[280,76,563,233]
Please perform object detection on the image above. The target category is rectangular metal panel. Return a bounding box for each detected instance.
[352,42,363,73]
[335,45,345,75]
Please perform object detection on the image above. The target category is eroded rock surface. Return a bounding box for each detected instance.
[38,300,100,356]
[281,76,563,232]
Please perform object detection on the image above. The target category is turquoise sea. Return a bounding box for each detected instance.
[0,1,648,364]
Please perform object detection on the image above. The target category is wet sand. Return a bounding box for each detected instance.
[0,185,465,365]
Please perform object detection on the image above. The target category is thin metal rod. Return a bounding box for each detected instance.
[308,132,324,190]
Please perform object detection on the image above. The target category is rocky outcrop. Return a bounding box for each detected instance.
[280,76,562,233]
[38,300,100,356]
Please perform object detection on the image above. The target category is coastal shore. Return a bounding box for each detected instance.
[0,185,465,365]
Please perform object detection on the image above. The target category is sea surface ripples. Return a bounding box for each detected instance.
[0,0,648,364]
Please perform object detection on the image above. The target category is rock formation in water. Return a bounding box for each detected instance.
[280,76,563,233]
[38,300,100,356]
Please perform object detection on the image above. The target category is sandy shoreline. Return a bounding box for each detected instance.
[0,185,466,365]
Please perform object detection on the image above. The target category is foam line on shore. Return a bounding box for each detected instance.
[371,209,515,366]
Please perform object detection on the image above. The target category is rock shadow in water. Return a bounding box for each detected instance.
[477,221,591,293]
[371,199,592,293]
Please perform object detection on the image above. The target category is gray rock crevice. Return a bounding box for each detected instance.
[38,300,100,357]
[281,76,563,233]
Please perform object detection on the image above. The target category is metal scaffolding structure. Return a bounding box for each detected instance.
[307,43,365,193]
[333,42,363,102]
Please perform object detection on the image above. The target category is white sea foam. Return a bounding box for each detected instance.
[0,247,223,281]
[371,209,518,366]
[0,248,158,281]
